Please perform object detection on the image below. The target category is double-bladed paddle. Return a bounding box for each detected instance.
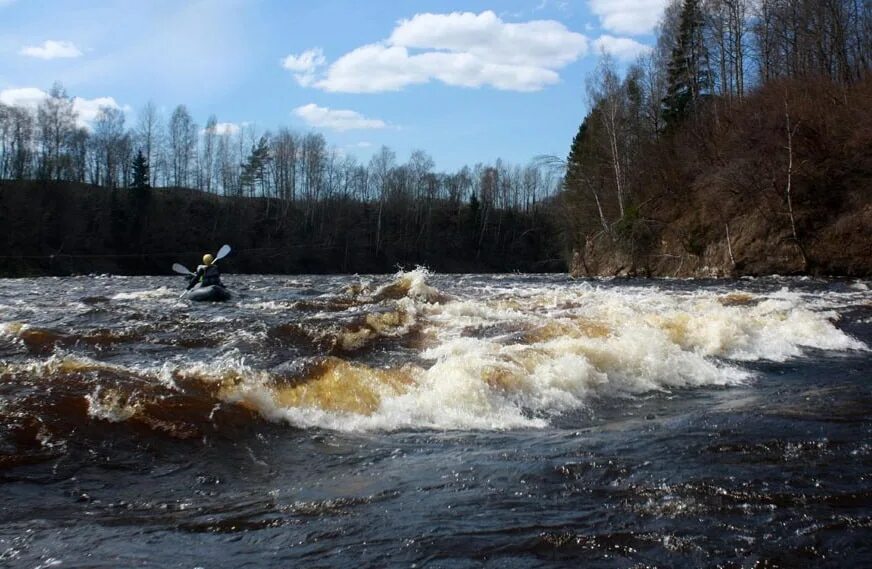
[175,244,232,298]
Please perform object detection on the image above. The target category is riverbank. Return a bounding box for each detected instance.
[568,77,872,279]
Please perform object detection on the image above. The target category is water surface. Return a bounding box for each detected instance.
[1,272,870,567]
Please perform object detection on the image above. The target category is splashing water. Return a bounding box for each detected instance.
[0,272,869,567]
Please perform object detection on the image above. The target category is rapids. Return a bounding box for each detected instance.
[0,271,870,567]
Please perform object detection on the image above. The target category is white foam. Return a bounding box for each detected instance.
[247,277,866,431]
[111,286,174,301]
[373,267,441,302]
[85,387,140,422]
[14,272,868,434]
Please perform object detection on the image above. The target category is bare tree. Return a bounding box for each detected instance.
[368,145,396,253]
[587,53,628,217]
[271,128,298,203]
[92,106,127,189]
[135,101,163,187]
[215,130,238,195]
[168,105,196,187]
[36,82,77,181]
[201,115,218,193]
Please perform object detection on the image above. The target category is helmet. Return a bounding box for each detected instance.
[203,254,214,265]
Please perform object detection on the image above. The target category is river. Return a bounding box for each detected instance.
[1,270,870,567]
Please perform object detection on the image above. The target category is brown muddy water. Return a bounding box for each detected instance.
[0,271,870,567]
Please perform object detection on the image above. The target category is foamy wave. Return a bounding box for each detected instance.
[6,277,866,435]
[371,267,443,303]
[160,282,865,432]
[86,387,141,422]
[111,286,174,301]
[5,352,134,376]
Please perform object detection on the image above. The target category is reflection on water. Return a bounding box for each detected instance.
[0,271,870,567]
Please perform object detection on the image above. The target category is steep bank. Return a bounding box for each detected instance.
[570,77,872,278]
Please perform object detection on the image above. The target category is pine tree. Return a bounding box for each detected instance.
[239,136,272,196]
[131,149,150,190]
[564,117,590,196]
[662,0,711,127]
[564,113,609,234]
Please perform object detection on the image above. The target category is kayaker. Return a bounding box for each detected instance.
[187,253,224,290]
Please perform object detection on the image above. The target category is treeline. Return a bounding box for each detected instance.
[0,84,566,275]
[0,179,564,276]
[562,0,872,276]
[0,87,559,212]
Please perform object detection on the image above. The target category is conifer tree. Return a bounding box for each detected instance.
[131,149,150,190]
[564,118,589,196]
[239,136,272,197]
[564,114,608,234]
[662,0,711,126]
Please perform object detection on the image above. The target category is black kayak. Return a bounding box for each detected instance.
[187,285,231,302]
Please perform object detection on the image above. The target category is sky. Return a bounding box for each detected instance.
[0,0,670,171]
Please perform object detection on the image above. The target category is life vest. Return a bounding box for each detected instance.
[198,264,222,287]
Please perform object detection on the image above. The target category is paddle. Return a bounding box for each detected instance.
[176,245,231,299]
[172,263,194,276]
[214,244,231,263]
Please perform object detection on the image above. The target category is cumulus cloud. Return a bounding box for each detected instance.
[593,35,652,61]
[73,96,126,126]
[282,48,327,86]
[20,40,82,59]
[587,0,669,35]
[293,104,387,132]
[282,48,325,72]
[287,10,587,93]
[0,87,48,108]
[0,87,125,128]
[388,11,584,68]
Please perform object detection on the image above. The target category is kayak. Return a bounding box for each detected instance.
[188,285,231,302]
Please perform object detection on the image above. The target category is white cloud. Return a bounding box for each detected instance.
[0,87,47,108]
[20,40,83,59]
[293,103,387,132]
[282,48,325,72]
[593,35,652,61]
[0,87,124,128]
[388,11,584,67]
[317,44,562,93]
[294,10,587,93]
[282,48,326,87]
[72,96,125,126]
[587,0,669,35]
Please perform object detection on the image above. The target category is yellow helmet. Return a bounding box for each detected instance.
[202,254,214,265]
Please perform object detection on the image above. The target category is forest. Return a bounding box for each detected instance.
[1,0,871,277]
[0,80,565,275]
[561,0,872,277]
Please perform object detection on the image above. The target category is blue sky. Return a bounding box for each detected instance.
[0,0,668,170]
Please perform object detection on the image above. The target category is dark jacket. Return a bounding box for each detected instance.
[187,264,223,290]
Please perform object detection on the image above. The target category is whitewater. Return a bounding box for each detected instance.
[0,271,869,567]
